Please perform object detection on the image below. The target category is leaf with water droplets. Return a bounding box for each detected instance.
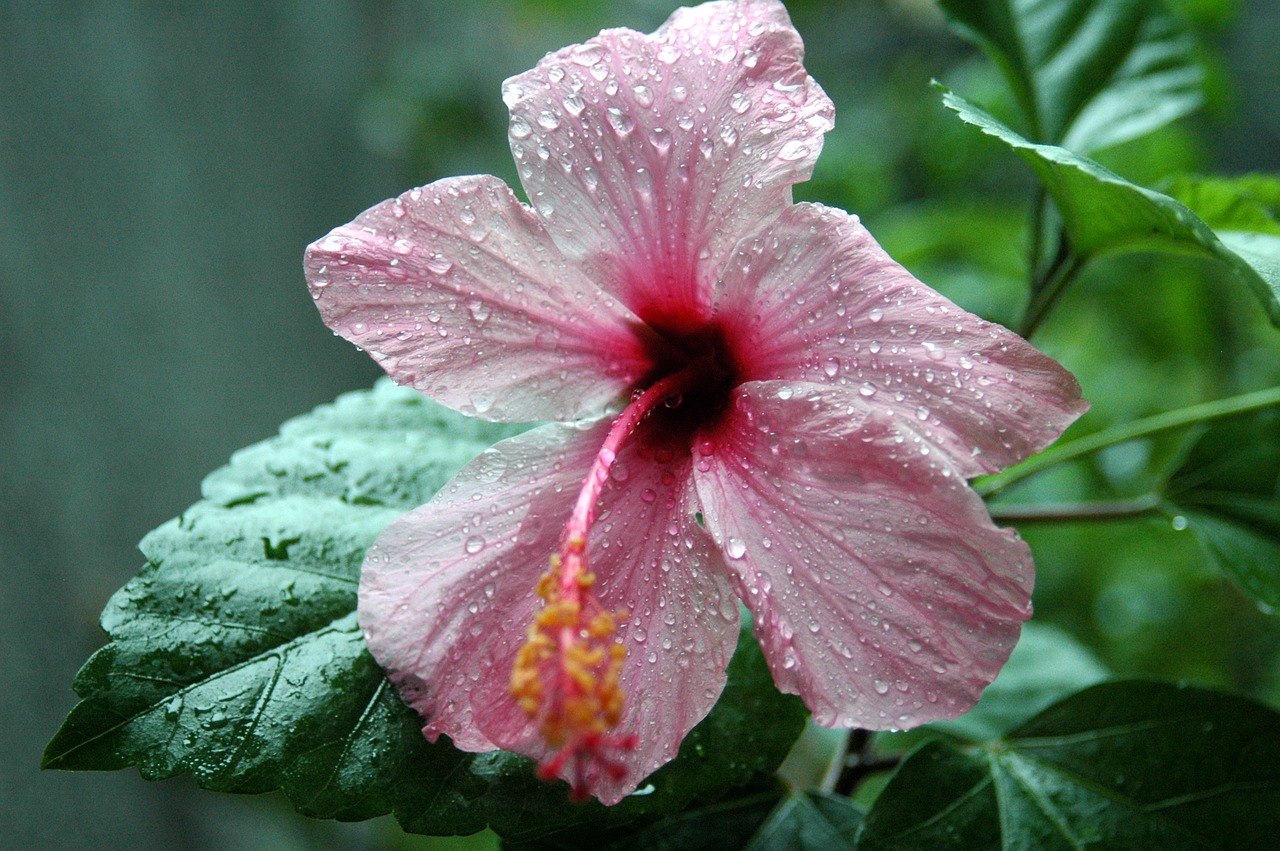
[1163,408,1280,616]
[44,380,806,839]
[859,681,1280,851]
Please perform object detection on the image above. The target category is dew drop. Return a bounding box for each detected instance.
[868,307,884,323]
[726,537,747,559]
[464,535,486,554]
[729,92,750,113]
[425,253,452,274]
[606,107,635,136]
[510,117,532,139]
[873,679,890,695]
[536,110,561,130]
[777,139,809,161]
[633,84,655,107]
[858,382,877,397]
[569,43,605,66]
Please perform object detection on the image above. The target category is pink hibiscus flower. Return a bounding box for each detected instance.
[304,0,1085,804]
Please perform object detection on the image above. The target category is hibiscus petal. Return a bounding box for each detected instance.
[501,0,833,331]
[358,422,596,754]
[717,203,1087,475]
[693,380,1034,729]
[585,423,740,803]
[305,175,654,422]
[359,419,738,804]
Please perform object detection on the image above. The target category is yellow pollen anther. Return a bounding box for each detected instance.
[510,551,631,776]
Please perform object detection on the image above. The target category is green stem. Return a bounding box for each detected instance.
[976,385,1280,498]
[1019,244,1083,338]
[1027,188,1047,287]
[988,494,1161,523]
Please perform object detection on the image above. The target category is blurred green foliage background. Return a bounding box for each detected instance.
[3,1,1278,847]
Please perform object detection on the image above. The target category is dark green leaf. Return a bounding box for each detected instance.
[939,0,1203,151]
[744,790,863,851]
[931,621,1110,742]
[43,380,806,837]
[939,87,1280,325]
[1165,408,1280,614]
[507,781,785,851]
[859,681,1280,850]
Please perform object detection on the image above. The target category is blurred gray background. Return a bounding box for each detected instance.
[3,1,1277,848]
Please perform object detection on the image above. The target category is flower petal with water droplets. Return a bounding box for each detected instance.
[305,175,655,422]
[693,381,1033,729]
[580,422,740,803]
[358,422,602,755]
[716,203,1087,475]
[502,0,833,332]
[359,418,738,804]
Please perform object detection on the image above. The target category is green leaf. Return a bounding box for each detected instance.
[1165,174,1280,236]
[510,781,786,851]
[859,681,1280,850]
[940,87,1280,326]
[743,790,863,851]
[932,621,1110,742]
[939,0,1203,152]
[1165,408,1280,614]
[43,379,807,838]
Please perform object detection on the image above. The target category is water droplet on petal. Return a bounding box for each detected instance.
[464,535,485,554]
[606,107,635,136]
[536,110,560,130]
[729,92,750,114]
[858,382,877,397]
[778,139,809,161]
[568,43,604,66]
[725,537,747,559]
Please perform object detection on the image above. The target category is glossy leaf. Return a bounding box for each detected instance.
[941,87,1280,325]
[939,0,1203,152]
[744,790,863,851]
[43,380,806,837]
[859,681,1280,850]
[1165,408,1280,614]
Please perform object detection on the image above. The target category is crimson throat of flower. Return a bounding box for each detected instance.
[509,359,710,800]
